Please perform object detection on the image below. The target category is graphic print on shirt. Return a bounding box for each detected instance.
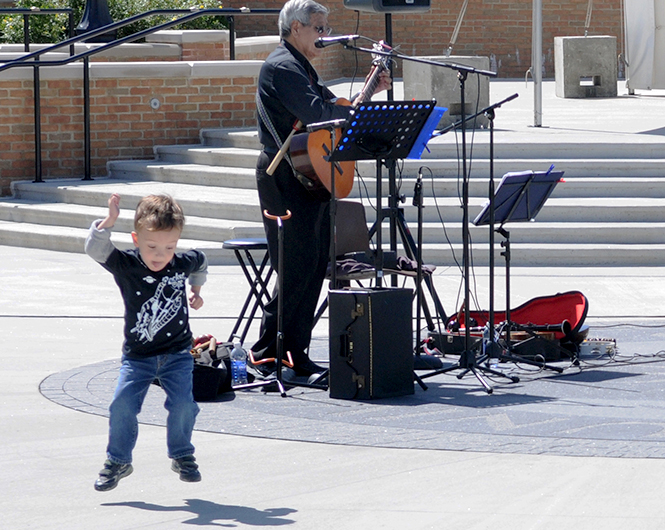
[130,273,187,343]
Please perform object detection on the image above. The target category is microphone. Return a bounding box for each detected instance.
[306,118,347,133]
[315,34,360,48]
[412,168,423,207]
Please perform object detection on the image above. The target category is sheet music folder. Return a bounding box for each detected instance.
[329,100,444,162]
[473,169,564,226]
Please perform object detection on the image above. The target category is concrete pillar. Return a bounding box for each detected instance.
[402,56,491,129]
[554,36,618,98]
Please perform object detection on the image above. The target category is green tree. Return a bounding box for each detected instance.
[1,0,228,44]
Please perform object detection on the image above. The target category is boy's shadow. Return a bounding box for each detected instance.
[102,499,296,527]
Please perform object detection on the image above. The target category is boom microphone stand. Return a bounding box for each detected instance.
[419,74,519,393]
[344,42,514,392]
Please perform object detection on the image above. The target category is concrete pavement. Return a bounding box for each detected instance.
[3,77,665,529]
[3,242,665,529]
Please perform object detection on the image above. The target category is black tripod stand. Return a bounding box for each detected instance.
[329,100,442,391]
[340,43,454,362]
[414,71,518,392]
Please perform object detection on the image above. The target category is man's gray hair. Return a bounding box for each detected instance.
[278,0,329,38]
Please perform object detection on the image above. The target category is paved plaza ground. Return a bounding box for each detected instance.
[3,78,665,529]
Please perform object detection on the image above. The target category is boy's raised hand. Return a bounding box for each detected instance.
[98,193,121,229]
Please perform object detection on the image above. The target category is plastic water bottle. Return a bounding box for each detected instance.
[230,342,248,386]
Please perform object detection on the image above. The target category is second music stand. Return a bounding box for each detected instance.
[474,168,565,371]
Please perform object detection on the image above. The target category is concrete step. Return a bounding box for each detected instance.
[9,178,262,222]
[354,176,665,199]
[417,242,665,267]
[202,127,665,161]
[0,199,264,242]
[2,196,664,246]
[201,127,262,149]
[108,160,257,189]
[2,218,662,267]
[358,158,665,179]
[347,196,665,224]
[378,221,665,245]
[419,139,665,161]
[109,156,665,199]
[12,178,665,225]
[0,220,234,265]
[154,144,262,169]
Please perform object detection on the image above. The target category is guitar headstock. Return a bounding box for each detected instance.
[371,41,393,71]
[351,40,395,106]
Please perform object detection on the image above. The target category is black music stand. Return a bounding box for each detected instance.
[330,100,440,285]
[474,168,564,371]
[329,100,441,390]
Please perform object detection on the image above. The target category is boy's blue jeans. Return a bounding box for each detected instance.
[106,349,199,465]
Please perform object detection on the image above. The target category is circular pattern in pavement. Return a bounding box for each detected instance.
[40,329,665,459]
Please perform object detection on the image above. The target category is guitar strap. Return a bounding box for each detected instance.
[256,92,329,197]
[255,93,298,174]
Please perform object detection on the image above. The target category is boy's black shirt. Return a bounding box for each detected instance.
[85,221,207,358]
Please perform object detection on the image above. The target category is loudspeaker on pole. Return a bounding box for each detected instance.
[344,0,431,13]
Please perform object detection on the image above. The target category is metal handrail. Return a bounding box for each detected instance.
[0,8,280,181]
[0,8,75,54]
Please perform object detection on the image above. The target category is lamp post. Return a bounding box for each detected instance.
[76,0,117,42]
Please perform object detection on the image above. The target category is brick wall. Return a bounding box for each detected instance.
[226,0,623,79]
[0,62,261,195]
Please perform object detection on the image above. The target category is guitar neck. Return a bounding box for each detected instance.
[352,61,387,106]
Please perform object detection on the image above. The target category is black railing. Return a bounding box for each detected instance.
[0,8,75,54]
[0,8,279,182]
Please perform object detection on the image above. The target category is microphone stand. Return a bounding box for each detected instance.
[434,94,519,371]
[344,42,525,393]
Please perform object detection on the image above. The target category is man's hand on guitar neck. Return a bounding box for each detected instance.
[351,69,392,106]
[373,69,392,96]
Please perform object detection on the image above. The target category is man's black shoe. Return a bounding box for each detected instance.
[172,455,201,482]
[294,358,327,377]
[94,459,133,492]
[247,351,277,378]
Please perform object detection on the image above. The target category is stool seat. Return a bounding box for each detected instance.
[222,238,268,251]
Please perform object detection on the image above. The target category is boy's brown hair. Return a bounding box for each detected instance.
[134,194,185,232]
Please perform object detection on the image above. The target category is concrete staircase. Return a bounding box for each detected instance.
[1,126,665,266]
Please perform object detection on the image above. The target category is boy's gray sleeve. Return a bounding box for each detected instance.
[189,251,208,286]
[84,220,115,263]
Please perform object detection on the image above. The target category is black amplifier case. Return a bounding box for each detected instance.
[328,288,414,400]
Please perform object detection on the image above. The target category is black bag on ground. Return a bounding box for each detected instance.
[192,358,231,401]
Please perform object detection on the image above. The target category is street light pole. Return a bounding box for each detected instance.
[532,0,542,127]
[76,0,117,42]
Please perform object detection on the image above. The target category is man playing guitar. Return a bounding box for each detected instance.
[252,0,391,377]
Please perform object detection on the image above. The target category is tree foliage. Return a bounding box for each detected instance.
[1,0,229,44]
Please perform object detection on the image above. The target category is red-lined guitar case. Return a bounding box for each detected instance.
[456,290,589,344]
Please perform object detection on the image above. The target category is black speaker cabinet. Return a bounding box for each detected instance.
[329,288,414,400]
[344,0,430,13]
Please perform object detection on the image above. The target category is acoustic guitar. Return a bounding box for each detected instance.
[289,44,391,199]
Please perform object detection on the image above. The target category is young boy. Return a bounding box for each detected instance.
[85,193,208,492]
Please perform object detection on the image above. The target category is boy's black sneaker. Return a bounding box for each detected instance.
[171,455,201,482]
[94,459,133,492]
